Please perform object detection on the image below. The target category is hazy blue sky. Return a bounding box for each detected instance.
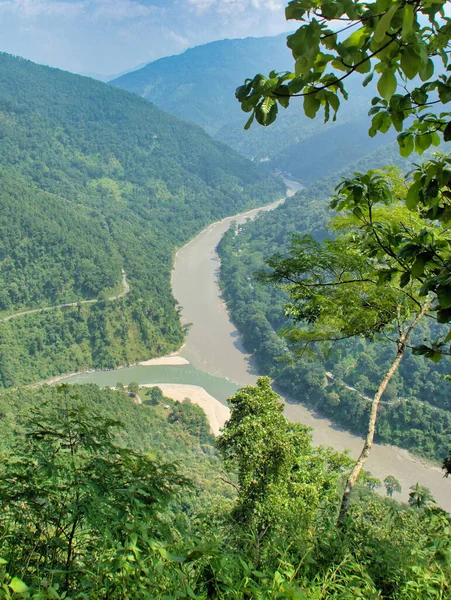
[0,0,291,78]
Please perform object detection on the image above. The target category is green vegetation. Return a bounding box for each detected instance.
[220,0,451,476]
[260,166,444,519]
[218,177,451,462]
[0,384,229,509]
[237,0,451,345]
[0,380,450,598]
[0,52,284,387]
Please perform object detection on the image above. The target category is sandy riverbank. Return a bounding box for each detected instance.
[138,356,190,366]
[141,383,230,435]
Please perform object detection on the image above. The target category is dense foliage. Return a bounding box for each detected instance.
[111,35,397,180]
[0,382,450,598]
[218,177,451,462]
[0,53,284,387]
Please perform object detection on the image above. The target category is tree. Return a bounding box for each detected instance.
[443,451,451,476]
[237,0,450,145]
[128,381,140,396]
[0,385,188,592]
[237,0,451,514]
[260,169,438,521]
[408,483,435,508]
[217,377,347,562]
[144,386,164,405]
[237,0,451,348]
[384,475,402,497]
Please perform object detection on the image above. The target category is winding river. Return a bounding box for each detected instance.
[63,182,450,510]
[172,182,451,511]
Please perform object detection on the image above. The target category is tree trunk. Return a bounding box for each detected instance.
[337,301,430,525]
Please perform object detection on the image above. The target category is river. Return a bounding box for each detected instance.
[172,181,451,510]
[63,182,450,510]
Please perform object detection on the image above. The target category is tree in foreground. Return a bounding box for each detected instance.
[235,0,451,518]
[261,168,441,520]
[237,0,451,349]
[0,385,188,595]
[217,377,348,562]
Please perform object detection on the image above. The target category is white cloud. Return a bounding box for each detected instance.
[0,0,290,76]
[0,0,85,18]
[186,0,283,14]
[91,0,156,21]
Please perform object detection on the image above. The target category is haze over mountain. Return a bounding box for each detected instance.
[0,52,284,388]
[111,34,397,181]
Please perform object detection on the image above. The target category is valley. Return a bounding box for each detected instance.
[1,8,451,595]
[60,180,451,510]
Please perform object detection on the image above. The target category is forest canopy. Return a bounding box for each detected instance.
[0,53,284,387]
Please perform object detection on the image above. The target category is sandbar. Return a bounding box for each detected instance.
[138,356,190,367]
[141,383,230,435]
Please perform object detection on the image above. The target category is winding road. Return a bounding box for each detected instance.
[0,269,130,324]
[172,183,451,510]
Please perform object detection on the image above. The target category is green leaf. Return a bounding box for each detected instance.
[444,121,451,142]
[236,83,251,102]
[9,578,29,594]
[414,132,432,155]
[397,132,414,157]
[287,77,305,94]
[437,288,451,309]
[400,271,411,288]
[431,131,441,146]
[244,113,254,131]
[419,58,434,82]
[377,69,397,101]
[438,82,451,104]
[437,308,451,323]
[374,4,399,43]
[405,180,421,210]
[303,94,321,119]
[401,4,414,39]
[411,256,426,278]
[363,72,374,87]
[241,94,260,113]
[285,3,306,20]
[277,94,290,108]
[429,351,442,363]
[401,47,420,80]
[412,344,431,356]
[344,27,368,49]
[256,97,278,126]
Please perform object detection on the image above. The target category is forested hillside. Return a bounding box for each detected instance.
[1,380,450,598]
[218,164,451,462]
[110,35,396,180]
[0,53,284,387]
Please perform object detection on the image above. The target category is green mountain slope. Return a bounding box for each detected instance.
[110,35,293,136]
[110,35,395,180]
[0,53,284,387]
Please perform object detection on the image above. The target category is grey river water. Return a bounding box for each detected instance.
[63,182,450,510]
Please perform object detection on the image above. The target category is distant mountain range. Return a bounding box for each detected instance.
[110,34,397,181]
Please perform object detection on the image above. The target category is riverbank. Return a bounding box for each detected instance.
[141,383,230,435]
[138,356,189,366]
